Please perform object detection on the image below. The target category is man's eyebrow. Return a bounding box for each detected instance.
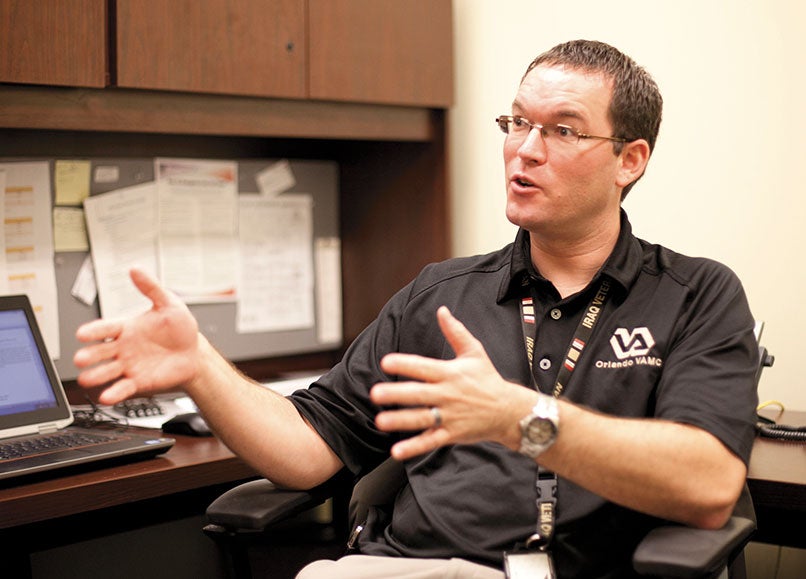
[554,110,585,123]
[510,102,587,124]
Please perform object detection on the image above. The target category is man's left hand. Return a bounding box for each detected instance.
[371,306,537,460]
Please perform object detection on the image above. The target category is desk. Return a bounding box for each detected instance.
[0,430,258,578]
[747,409,806,548]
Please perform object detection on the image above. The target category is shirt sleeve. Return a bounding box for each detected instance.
[288,280,414,476]
[653,258,759,465]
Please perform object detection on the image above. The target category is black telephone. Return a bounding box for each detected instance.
[753,344,805,442]
[757,402,806,443]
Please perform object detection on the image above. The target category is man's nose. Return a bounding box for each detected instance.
[517,128,548,164]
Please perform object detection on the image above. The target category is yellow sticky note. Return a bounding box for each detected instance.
[53,206,89,252]
[55,160,91,205]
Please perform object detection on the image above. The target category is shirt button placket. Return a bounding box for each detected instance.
[538,309,561,373]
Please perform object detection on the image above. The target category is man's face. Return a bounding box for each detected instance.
[503,64,625,240]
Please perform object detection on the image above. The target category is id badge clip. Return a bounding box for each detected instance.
[505,470,558,578]
[503,549,556,579]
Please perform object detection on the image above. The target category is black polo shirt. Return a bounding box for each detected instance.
[290,211,759,578]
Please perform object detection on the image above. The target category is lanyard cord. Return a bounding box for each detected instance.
[520,278,611,396]
[518,278,611,550]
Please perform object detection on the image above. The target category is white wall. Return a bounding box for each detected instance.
[450,0,806,410]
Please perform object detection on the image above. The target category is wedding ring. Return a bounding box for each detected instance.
[430,406,443,428]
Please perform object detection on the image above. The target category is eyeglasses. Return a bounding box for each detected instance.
[495,115,627,146]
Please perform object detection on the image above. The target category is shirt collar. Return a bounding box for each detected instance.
[497,209,644,303]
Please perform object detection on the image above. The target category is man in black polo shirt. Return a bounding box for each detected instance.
[74,40,759,578]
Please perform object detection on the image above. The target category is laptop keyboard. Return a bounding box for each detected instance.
[0,430,120,460]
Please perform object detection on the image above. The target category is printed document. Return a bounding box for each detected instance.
[83,182,159,320]
[237,194,314,333]
[0,162,60,358]
[155,158,239,304]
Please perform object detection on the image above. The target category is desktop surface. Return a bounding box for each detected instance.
[0,428,256,529]
[749,408,806,489]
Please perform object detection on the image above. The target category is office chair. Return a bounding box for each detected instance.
[204,341,773,579]
[204,456,755,579]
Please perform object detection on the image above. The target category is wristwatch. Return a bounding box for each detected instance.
[518,394,560,458]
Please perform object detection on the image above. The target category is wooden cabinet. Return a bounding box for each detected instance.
[116,0,451,106]
[1,0,452,107]
[308,0,453,107]
[115,0,307,99]
[0,0,107,88]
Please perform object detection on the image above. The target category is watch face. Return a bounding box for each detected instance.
[527,418,557,444]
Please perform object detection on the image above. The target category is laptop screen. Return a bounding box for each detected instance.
[0,295,72,436]
[0,308,59,415]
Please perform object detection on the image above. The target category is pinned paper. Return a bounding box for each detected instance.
[237,194,314,333]
[55,160,91,205]
[53,206,89,252]
[255,160,296,197]
[71,255,97,306]
[93,165,120,184]
[315,237,342,344]
[0,161,60,358]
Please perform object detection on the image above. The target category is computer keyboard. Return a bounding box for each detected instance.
[0,430,119,460]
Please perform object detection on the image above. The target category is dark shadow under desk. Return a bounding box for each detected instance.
[0,430,259,579]
[747,408,806,548]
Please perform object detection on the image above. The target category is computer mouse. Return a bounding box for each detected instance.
[161,412,213,437]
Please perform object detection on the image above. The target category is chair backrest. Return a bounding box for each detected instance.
[753,321,775,389]
[348,456,407,534]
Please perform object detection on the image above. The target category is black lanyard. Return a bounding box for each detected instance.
[518,278,611,550]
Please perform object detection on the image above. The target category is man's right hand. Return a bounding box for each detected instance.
[73,268,201,405]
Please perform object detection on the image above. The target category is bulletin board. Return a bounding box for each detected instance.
[2,157,340,381]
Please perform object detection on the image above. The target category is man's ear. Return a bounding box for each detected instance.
[616,139,651,188]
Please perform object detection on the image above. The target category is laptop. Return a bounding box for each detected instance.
[0,294,174,482]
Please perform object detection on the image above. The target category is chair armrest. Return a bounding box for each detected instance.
[205,479,337,532]
[633,516,755,577]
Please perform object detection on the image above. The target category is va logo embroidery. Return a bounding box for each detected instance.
[610,327,655,360]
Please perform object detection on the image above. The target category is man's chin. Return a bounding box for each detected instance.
[505,206,545,231]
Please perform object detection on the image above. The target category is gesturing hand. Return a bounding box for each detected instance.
[73,268,200,405]
[371,306,536,461]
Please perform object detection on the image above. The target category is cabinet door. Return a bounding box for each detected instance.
[308,0,453,107]
[116,0,306,99]
[0,0,107,87]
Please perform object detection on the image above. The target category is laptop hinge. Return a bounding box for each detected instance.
[37,424,60,435]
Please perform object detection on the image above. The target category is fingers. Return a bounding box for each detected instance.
[74,269,169,346]
[75,357,123,387]
[375,403,442,432]
[380,353,446,383]
[374,307,499,460]
[371,380,441,407]
[390,429,451,461]
[73,347,137,406]
[75,319,123,344]
[375,405,451,462]
[129,267,174,309]
[436,306,484,358]
[379,307,483,382]
[96,379,139,406]
[373,306,479,434]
